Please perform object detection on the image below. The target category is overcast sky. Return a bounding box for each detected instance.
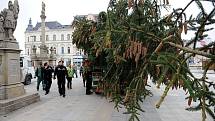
[0,0,214,51]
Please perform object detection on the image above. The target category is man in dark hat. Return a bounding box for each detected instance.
[54,60,68,97]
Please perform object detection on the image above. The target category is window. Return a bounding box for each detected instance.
[53,34,56,41]
[67,34,71,40]
[40,35,42,41]
[61,34,64,40]
[46,35,49,41]
[61,47,64,54]
[31,36,36,42]
[33,36,36,42]
[79,49,82,55]
[27,37,29,42]
[20,57,23,67]
[27,61,32,67]
[68,47,70,54]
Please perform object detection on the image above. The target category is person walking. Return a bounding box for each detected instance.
[54,60,68,97]
[67,64,74,89]
[43,62,54,95]
[83,60,93,95]
[80,66,83,77]
[73,64,78,78]
[82,64,86,87]
[35,62,45,91]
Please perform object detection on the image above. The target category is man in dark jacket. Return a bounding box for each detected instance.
[54,60,68,97]
[43,62,54,95]
[83,60,93,95]
[35,62,45,91]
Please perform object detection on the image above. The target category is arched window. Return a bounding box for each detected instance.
[67,34,71,40]
[53,34,56,41]
[61,47,64,54]
[61,34,64,40]
[68,47,70,54]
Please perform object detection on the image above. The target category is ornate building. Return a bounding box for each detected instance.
[25,14,98,67]
[25,19,79,66]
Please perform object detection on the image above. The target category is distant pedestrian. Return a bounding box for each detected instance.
[43,62,54,95]
[35,62,45,91]
[82,64,86,87]
[67,64,74,89]
[73,64,78,78]
[54,60,68,97]
[80,66,83,77]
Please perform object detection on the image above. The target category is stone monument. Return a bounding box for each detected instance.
[31,2,56,67]
[0,0,40,115]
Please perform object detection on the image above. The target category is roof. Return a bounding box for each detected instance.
[74,14,98,21]
[26,21,72,32]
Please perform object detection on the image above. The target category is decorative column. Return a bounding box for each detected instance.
[39,1,48,58]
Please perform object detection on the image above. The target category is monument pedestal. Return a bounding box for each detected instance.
[0,40,40,115]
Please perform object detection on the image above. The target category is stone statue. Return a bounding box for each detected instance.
[0,13,4,40]
[50,47,54,57]
[41,2,45,16]
[0,0,19,40]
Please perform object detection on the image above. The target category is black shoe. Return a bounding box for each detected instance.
[45,91,49,95]
[86,91,93,95]
[63,95,66,98]
[60,94,62,96]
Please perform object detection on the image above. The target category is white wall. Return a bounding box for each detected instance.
[25,27,78,64]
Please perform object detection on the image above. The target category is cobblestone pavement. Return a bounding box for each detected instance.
[0,71,214,121]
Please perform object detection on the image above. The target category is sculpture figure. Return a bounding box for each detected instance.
[0,0,19,40]
[0,13,4,39]
[41,2,45,16]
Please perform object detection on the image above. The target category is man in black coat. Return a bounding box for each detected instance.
[83,60,93,95]
[43,62,54,95]
[54,61,68,97]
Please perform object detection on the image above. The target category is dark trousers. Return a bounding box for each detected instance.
[37,77,45,91]
[57,79,66,95]
[44,78,52,93]
[74,71,78,78]
[67,77,72,89]
[86,78,92,94]
[80,71,83,77]
[83,78,86,87]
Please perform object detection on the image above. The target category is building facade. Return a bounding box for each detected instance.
[25,19,79,66]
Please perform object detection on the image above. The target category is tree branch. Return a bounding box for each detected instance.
[166,42,215,58]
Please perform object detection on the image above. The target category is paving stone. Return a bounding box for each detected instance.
[0,75,214,121]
